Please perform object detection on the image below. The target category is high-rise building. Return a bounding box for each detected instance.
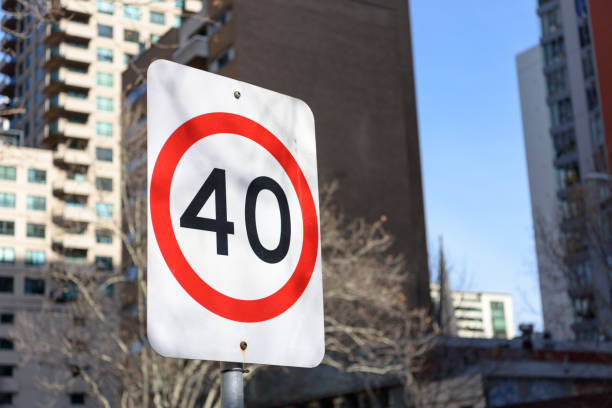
[0,134,57,406]
[0,0,203,404]
[518,45,574,341]
[123,0,430,310]
[430,283,515,339]
[519,0,612,342]
[121,1,428,405]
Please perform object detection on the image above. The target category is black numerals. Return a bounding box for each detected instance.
[245,177,291,264]
[180,168,235,255]
[180,169,291,262]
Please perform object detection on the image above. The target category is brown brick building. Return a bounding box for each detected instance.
[124,0,429,310]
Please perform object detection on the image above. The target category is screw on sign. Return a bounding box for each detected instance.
[147,60,324,369]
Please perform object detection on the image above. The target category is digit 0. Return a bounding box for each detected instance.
[245,176,291,264]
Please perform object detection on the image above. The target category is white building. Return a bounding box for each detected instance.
[431,283,515,339]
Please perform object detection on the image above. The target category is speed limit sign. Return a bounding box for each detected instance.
[147,60,324,367]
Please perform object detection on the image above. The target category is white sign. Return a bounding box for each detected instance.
[147,60,324,367]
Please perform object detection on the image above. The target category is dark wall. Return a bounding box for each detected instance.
[232,0,430,308]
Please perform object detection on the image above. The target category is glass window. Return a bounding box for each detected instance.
[26,223,45,238]
[70,393,85,405]
[97,47,113,63]
[96,72,113,87]
[26,195,46,211]
[96,177,113,191]
[67,91,87,99]
[96,229,113,244]
[0,365,13,377]
[0,339,13,350]
[0,278,13,293]
[96,147,113,162]
[27,168,46,184]
[124,29,139,43]
[150,34,161,43]
[36,44,42,57]
[150,11,165,24]
[583,52,595,79]
[24,278,45,295]
[124,53,135,66]
[0,314,14,324]
[0,248,14,264]
[96,202,113,218]
[25,77,31,91]
[25,250,45,266]
[545,67,568,97]
[65,249,87,264]
[95,256,113,271]
[96,121,113,137]
[174,16,182,28]
[543,37,565,66]
[578,23,591,48]
[124,5,141,20]
[0,193,15,208]
[97,24,113,38]
[67,66,88,73]
[96,97,113,111]
[97,0,114,14]
[490,301,507,338]
[0,166,16,181]
[65,197,85,208]
[0,221,14,236]
[175,0,184,7]
[541,6,562,37]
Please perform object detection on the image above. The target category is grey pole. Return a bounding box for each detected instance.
[220,362,245,408]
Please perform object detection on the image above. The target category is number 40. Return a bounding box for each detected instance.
[180,168,291,264]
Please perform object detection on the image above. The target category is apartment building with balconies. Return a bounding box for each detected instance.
[0,0,204,404]
[519,0,612,342]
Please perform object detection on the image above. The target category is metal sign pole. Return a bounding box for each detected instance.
[220,362,245,408]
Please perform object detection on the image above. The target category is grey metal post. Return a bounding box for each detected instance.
[220,362,245,408]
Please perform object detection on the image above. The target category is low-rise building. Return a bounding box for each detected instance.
[431,283,515,339]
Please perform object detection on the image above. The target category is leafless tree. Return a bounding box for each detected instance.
[534,175,612,342]
[12,173,437,407]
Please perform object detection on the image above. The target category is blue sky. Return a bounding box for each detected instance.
[409,1,544,330]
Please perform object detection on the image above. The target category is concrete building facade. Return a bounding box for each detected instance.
[0,0,203,404]
[520,0,612,342]
[0,139,56,406]
[431,283,515,339]
[517,45,574,341]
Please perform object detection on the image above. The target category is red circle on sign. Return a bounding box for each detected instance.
[150,112,319,322]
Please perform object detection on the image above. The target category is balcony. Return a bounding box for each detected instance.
[1,0,17,13]
[43,118,91,146]
[0,33,16,52]
[172,35,208,67]
[53,205,93,224]
[54,233,94,249]
[44,68,91,95]
[53,177,93,196]
[0,55,15,76]
[45,20,94,45]
[44,43,91,71]
[53,144,92,166]
[0,77,15,96]
[44,93,92,122]
[0,14,17,32]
